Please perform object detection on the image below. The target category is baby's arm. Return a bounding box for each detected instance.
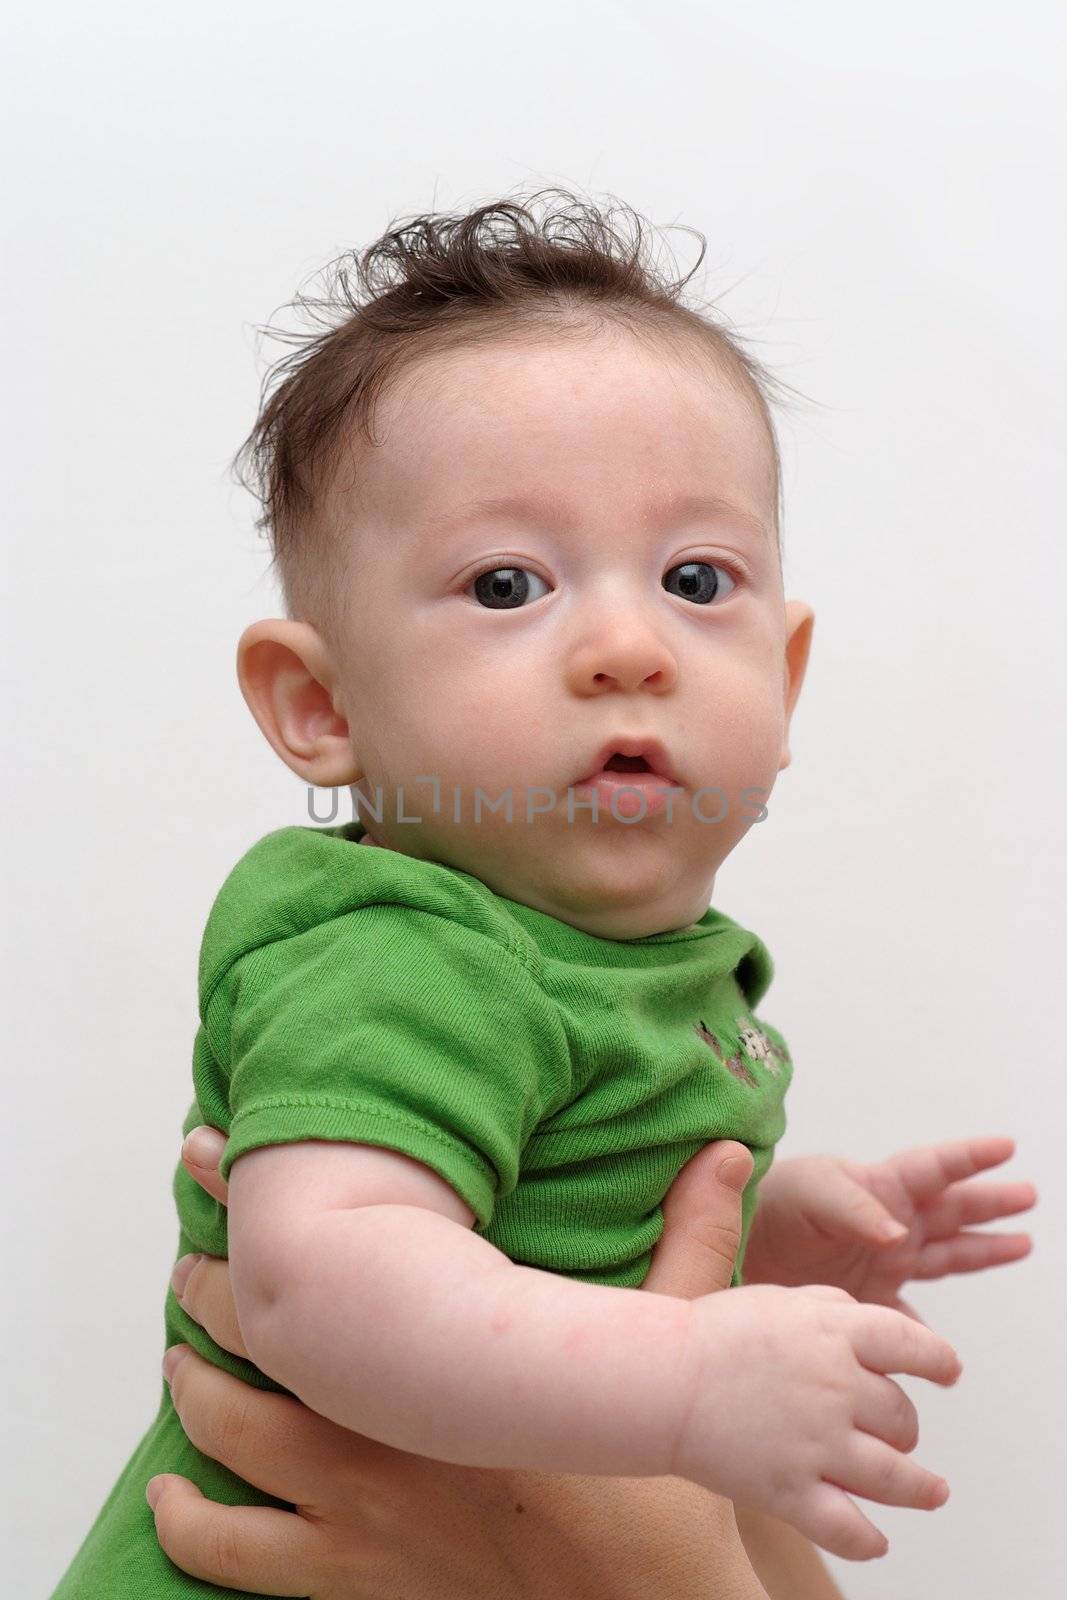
[229,1137,962,1561]
[229,1139,693,1478]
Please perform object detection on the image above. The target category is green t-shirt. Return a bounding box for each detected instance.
[51,820,794,1599]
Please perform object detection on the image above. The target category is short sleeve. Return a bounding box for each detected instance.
[213,903,571,1230]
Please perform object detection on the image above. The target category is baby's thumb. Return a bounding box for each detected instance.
[642,1140,753,1300]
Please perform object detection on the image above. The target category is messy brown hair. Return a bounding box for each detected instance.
[231,186,800,644]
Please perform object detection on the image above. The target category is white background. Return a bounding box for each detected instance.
[5,2,1064,1594]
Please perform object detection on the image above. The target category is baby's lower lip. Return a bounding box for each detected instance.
[572,770,678,818]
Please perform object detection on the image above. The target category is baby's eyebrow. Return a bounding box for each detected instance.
[657,492,770,543]
[424,493,574,536]
[424,491,770,542]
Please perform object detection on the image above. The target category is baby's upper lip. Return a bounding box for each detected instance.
[574,736,682,787]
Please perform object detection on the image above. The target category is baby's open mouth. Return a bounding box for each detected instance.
[572,738,681,791]
[570,744,680,819]
[602,754,653,773]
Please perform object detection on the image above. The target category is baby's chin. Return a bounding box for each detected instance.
[492,841,712,937]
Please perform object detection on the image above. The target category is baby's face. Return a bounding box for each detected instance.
[299,328,810,938]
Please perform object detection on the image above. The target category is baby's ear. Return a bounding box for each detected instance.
[778,601,814,771]
[236,619,359,786]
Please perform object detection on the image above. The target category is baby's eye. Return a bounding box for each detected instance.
[662,561,735,605]
[468,566,551,609]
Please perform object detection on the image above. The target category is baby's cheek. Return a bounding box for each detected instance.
[716,679,786,778]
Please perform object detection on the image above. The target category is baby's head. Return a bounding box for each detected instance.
[234,189,813,939]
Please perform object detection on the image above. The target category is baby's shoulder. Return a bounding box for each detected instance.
[198,824,542,1004]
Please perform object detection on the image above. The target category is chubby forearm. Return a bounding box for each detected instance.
[236,1203,696,1478]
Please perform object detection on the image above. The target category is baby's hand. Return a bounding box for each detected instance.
[671,1282,962,1562]
[742,1136,1037,1321]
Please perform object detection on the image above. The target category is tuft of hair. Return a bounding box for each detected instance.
[231,186,802,644]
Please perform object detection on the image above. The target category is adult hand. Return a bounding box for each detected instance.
[149,1130,773,1598]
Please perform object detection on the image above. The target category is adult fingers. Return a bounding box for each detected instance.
[181,1126,229,1205]
[147,1475,323,1596]
[171,1254,248,1359]
[642,1141,752,1300]
[165,1346,357,1504]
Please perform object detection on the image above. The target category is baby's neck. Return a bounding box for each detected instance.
[357,829,704,935]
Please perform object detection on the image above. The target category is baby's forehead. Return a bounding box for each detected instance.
[400,324,762,418]
[366,332,777,517]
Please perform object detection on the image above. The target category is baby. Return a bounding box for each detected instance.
[52,190,965,1596]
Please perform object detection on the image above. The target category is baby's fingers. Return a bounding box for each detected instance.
[852,1372,920,1454]
[170,1254,247,1358]
[783,1480,889,1563]
[850,1305,962,1386]
[146,1475,322,1595]
[834,1431,950,1513]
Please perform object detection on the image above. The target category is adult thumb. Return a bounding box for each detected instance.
[642,1140,753,1300]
